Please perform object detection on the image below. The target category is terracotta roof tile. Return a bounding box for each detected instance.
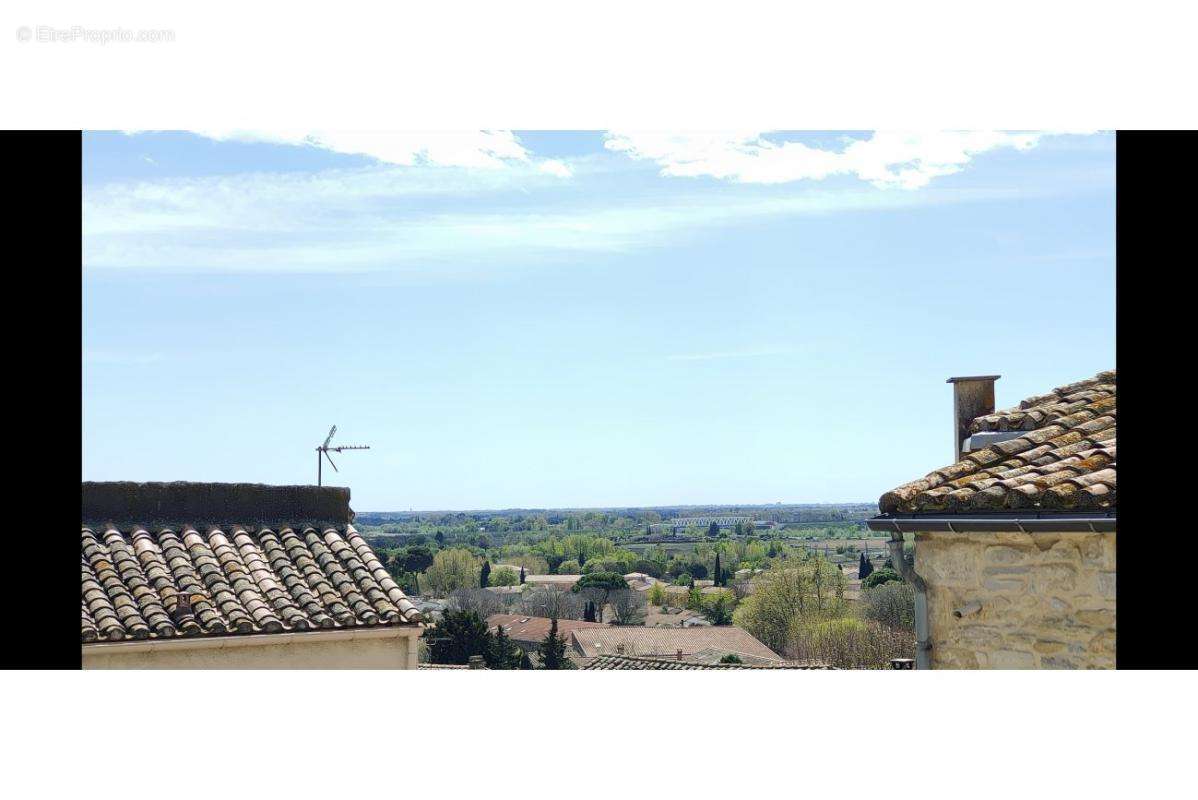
[569,626,782,661]
[879,369,1115,515]
[81,524,420,644]
[581,654,830,670]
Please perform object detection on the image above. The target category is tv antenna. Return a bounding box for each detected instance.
[316,425,370,486]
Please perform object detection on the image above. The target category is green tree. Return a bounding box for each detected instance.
[423,548,480,597]
[537,618,573,669]
[425,609,491,665]
[858,551,874,581]
[707,522,720,538]
[490,566,518,586]
[488,624,523,669]
[714,553,723,587]
[480,560,491,589]
[403,545,435,574]
[702,591,735,625]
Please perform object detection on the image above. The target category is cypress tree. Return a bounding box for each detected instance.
[537,617,571,669]
[480,560,491,588]
[858,551,874,580]
[519,566,526,584]
[714,553,723,587]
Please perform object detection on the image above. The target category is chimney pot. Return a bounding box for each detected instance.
[946,375,1000,461]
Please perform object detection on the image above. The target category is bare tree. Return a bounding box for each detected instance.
[520,586,585,620]
[447,587,504,619]
[608,589,647,625]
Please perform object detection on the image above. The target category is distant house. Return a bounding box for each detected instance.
[869,370,1116,669]
[623,572,663,592]
[81,482,424,668]
[486,613,608,653]
[522,574,582,590]
[569,626,784,666]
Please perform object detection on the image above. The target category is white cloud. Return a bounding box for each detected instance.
[604,130,1045,189]
[187,129,573,176]
[84,165,965,272]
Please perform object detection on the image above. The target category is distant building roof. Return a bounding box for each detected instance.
[81,482,422,644]
[486,613,608,644]
[522,574,581,585]
[569,626,782,662]
[582,654,829,670]
[878,370,1115,515]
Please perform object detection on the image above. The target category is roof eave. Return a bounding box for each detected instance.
[867,511,1116,534]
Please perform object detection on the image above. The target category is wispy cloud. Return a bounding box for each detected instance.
[187,129,573,178]
[605,131,1050,189]
[84,169,976,272]
[84,131,1104,274]
[668,347,794,362]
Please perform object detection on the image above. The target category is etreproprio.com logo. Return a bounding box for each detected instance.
[16,25,176,44]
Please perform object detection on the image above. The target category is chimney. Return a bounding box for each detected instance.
[946,375,1000,461]
[81,481,352,529]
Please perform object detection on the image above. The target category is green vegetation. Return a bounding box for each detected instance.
[863,568,902,589]
[536,618,573,669]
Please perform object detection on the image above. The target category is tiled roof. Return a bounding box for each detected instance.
[82,524,422,643]
[582,654,829,670]
[486,613,608,644]
[418,663,470,669]
[569,626,783,662]
[879,369,1115,515]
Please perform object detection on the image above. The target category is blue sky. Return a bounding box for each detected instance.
[82,130,1115,511]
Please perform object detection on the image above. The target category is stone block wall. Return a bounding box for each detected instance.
[915,531,1115,669]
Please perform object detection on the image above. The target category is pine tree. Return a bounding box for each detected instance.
[537,617,571,669]
[480,560,491,588]
[519,566,526,584]
[858,551,874,580]
[488,624,521,669]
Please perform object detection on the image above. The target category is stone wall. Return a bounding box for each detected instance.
[915,531,1115,669]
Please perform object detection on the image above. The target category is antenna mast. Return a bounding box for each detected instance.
[316,425,370,486]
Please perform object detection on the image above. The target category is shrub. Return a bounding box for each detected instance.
[787,618,913,669]
[860,582,915,631]
[674,572,693,587]
[719,653,743,664]
[863,568,902,589]
[701,591,735,625]
[557,559,581,575]
[489,567,519,587]
[631,560,664,578]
